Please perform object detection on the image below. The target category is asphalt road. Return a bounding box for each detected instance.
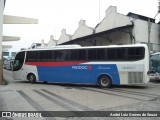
[1,69,160,120]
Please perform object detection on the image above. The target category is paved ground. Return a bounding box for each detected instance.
[1,69,160,120]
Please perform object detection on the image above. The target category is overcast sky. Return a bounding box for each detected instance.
[3,0,159,52]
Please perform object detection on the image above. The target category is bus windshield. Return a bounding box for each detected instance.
[13,51,25,71]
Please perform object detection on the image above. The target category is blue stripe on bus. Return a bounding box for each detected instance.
[37,64,120,85]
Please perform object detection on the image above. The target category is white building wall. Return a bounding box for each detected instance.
[41,39,46,47]
[133,19,160,52]
[58,29,72,45]
[149,23,160,52]
[47,35,57,46]
[72,20,94,40]
[133,19,148,43]
[95,6,132,33]
[95,6,160,52]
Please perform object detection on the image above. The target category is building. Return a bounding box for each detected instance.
[57,29,72,45]
[2,51,16,58]
[54,6,159,53]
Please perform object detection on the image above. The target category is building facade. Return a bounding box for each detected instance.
[56,6,159,53]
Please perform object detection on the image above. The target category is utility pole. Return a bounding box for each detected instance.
[99,0,101,23]
[148,18,151,54]
[159,0,160,13]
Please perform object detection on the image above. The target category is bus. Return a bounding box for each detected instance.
[13,44,149,88]
[150,52,160,80]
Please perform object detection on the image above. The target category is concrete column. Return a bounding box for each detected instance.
[0,60,2,84]
[0,0,4,84]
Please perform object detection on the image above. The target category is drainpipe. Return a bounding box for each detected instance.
[148,18,151,54]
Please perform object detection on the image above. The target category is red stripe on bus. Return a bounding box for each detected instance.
[25,62,85,66]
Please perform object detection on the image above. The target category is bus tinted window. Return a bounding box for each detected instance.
[117,48,127,60]
[13,52,25,71]
[70,50,78,61]
[55,50,71,61]
[106,48,127,61]
[128,47,144,60]
[157,55,160,73]
[78,50,86,60]
[54,51,62,61]
[25,47,145,62]
[88,49,97,60]
[97,49,105,60]
[107,49,117,60]
[150,54,158,73]
[105,47,144,61]
[38,50,53,62]
[26,51,38,62]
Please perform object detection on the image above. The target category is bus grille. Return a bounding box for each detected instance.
[128,72,143,84]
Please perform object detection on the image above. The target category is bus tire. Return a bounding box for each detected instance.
[28,74,36,84]
[98,75,112,88]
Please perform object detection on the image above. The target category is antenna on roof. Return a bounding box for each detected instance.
[99,0,101,23]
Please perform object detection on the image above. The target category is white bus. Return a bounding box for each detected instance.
[150,52,160,80]
[13,44,149,88]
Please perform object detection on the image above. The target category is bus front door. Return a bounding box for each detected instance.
[150,54,160,80]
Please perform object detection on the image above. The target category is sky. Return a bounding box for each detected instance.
[3,0,159,52]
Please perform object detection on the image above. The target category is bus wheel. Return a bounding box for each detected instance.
[98,76,112,88]
[28,74,36,83]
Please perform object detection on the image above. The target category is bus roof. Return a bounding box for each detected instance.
[18,44,148,52]
[151,52,160,55]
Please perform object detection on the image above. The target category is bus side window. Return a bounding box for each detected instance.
[150,54,158,73]
[157,55,160,73]
[78,50,86,60]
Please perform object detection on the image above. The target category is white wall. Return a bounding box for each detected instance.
[95,6,132,33]
[58,29,72,45]
[72,20,94,40]
[41,39,46,47]
[95,6,160,52]
[47,35,57,46]
[133,19,160,52]
[150,23,160,52]
[133,20,148,43]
